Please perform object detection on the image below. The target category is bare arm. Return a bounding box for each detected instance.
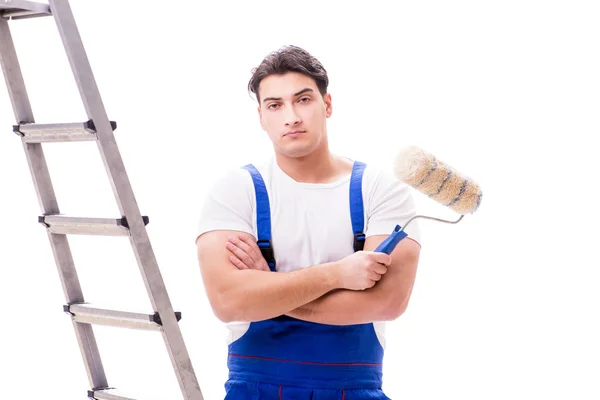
[197,229,393,323]
[196,230,342,323]
[286,235,421,325]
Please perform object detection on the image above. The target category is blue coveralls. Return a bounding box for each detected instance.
[225,161,391,400]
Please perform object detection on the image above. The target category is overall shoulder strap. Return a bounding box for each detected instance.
[242,164,276,271]
[349,161,366,252]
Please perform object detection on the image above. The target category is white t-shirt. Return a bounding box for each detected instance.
[195,156,422,347]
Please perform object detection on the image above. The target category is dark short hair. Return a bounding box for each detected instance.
[248,45,329,103]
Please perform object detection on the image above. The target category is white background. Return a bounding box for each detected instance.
[1,1,599,399]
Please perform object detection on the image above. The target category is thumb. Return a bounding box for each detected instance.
[373,252,392,266]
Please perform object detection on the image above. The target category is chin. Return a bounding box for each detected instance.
[279,144,318,158]
[276,133,324,158]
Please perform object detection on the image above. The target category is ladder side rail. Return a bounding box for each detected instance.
[48,1,204,398]
[0,17,109,390]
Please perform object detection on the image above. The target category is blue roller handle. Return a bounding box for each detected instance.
[374,225,408,254]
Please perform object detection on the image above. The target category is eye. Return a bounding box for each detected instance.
[298,97,310,103]
[268,103,280,110]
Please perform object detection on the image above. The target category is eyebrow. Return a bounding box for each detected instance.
[262,88,314,104]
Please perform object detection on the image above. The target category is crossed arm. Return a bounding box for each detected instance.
[196,230,421,325]
[286,236,421,325]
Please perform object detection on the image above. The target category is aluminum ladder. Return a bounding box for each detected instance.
[0,1,204,399]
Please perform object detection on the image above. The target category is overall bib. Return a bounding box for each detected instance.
[225,162,390,400]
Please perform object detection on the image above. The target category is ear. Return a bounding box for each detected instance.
[257,106,266,130]
[324,93,333,118]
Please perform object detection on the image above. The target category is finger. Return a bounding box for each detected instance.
[373,252,392,266]
[226,241,255,267]
[236,236,272,271]
[369,272,383,282]
[231,236,264,264]
[228,236,255,255]
[259,259,271,271]
[229,256,248,270]
[372,263,388,275]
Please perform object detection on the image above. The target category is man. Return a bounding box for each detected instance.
[195,45,421,399]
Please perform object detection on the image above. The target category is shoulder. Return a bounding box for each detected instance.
[208,159,271,194]
[203,158,277,207]
[357,159,421,243]
[202,167,249,201]
[212,165,253,187]
[195,161,271,242]
[360,161,412,199]
[361,161,392,183]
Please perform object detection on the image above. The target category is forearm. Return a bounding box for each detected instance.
[286,287,392,325]
[287,238,420,325]
[214,262,341,322]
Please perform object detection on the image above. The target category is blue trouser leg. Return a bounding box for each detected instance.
[224,380,391,399]
[225,317,388,399]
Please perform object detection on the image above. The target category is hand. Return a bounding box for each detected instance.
[336,251,392,291]
[225,235,271,271]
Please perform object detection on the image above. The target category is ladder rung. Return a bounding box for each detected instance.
[0,0,51,19]
[88,388,137,400]
[39,215,149,236]
[65,304,182,331]
[13,120,117,143]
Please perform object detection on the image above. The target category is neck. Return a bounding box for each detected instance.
[275,143,352,184]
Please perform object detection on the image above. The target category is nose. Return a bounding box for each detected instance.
[284,106,301,127]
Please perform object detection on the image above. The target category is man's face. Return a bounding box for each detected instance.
[257,72,332,158]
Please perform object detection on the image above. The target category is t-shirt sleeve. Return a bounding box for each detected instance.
[195,168,256,243]
[365,167,422,246]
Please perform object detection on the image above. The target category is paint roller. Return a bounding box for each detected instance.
[374,145,483,254]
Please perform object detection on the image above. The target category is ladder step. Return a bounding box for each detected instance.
[88,388,137,400]
[0,0,51,20]
[39,215,149,236]
[13,120,117,143]
[65,304,182,332]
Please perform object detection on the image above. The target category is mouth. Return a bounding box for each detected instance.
[284,130,305,138]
